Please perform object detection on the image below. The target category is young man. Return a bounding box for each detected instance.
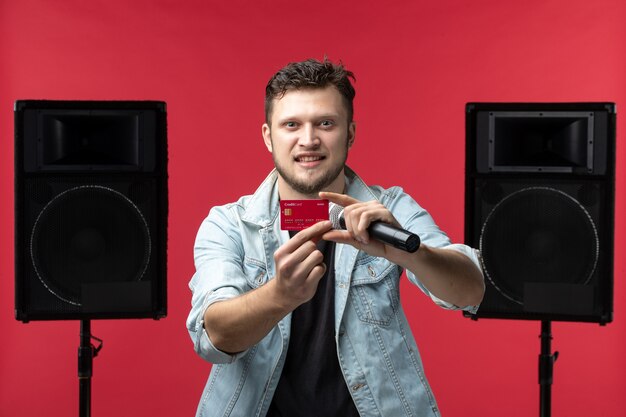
[187,58,484,417]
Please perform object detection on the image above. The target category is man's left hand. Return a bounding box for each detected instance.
[319,191,404,259]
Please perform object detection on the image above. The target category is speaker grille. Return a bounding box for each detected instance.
[30,185,151,306]
[479,187,599,305]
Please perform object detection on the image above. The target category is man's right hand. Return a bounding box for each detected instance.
[271,220,332,310]
[204,220,332,354]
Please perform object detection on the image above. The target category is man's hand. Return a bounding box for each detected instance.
[203,220,332,354]
[319,191,406,259]
[271,220,332,310]
[320,192,484,309]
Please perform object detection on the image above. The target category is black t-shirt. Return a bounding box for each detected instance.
[266,234,360,417]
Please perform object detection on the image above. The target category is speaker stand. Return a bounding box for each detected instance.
[539,320,559,417]
[78,320,103,417]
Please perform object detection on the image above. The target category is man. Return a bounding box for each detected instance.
[187,58,484,417]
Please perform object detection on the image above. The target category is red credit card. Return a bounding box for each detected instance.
[280,199,329,231]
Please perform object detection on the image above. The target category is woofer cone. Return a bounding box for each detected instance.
[30,185,151,306]
[479,187,599,305]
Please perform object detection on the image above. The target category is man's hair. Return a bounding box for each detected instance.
[264,58,356,125]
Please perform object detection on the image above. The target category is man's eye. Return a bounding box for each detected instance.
[285,121,297,128]
[320,120,334,127]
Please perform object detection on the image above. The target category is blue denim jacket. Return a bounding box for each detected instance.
[187,167,482,417]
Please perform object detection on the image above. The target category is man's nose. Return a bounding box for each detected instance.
[298,124,320,147]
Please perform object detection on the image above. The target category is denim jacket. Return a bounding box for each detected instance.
[187,167,482,417]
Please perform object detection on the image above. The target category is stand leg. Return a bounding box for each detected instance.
[78,320,93,417]
[539,320,559,417]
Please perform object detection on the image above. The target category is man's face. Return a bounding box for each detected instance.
[262,86,355,199]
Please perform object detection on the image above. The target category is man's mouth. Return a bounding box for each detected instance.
[295,155,325,162]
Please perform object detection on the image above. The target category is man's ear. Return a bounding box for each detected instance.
[262,123,273,152]
[348,121,356,148]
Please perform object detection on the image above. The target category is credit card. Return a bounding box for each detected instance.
[280,199,329,231]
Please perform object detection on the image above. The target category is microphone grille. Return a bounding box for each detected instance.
[328,202,344,229]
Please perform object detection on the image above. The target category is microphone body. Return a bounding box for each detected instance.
[328,203,420,253]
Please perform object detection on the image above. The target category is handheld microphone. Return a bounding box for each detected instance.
[328,203,420,253]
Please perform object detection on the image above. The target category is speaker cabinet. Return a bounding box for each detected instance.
[465,103,615,324]
[15,100,168,321]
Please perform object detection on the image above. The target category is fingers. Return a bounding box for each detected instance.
[341,203,372,244]
[322,230,362,249]
[272,220,332,306]
[334,200,395,245]
[319,191,360,207]
[319,192,402,256]
[283,240,324,276]
[274,221,330,276]
[276,220,332,257]
[320,191,373,241]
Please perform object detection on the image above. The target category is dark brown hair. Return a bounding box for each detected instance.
[264,58,356,124]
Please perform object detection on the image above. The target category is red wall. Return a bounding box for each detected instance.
[1,1,624,416]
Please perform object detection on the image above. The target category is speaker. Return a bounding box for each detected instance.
[15,100,168,322]
[464,103,615,324]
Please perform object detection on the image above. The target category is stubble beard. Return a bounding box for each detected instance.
[271,139,349,197]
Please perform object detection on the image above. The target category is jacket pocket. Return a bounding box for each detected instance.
[349,255,401,326]
[243,257,268,288]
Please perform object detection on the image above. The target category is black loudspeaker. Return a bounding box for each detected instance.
[464,103,615,324]
[15,100,168,322]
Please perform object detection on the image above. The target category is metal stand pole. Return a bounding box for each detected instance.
[78,320,102,417]
[539,320,559,417]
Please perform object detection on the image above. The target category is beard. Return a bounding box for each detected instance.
[272,152,347,196]
[271,135,349,196]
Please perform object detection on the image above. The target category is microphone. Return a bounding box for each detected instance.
[328,203,421,253]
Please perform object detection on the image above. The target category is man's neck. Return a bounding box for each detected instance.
[277,176,345,200]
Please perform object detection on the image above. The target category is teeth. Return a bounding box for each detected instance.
[298,156,322,162]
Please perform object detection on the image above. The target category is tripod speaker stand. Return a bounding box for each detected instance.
[14,100,168,416]
[79,320,103,417]
[464,102,615,417]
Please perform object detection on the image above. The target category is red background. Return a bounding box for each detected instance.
[1,0,624,416]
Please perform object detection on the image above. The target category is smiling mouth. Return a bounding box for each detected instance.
[295,155,325,162]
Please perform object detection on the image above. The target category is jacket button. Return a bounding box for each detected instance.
[367,265,376,277]
[351,383,365,391]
